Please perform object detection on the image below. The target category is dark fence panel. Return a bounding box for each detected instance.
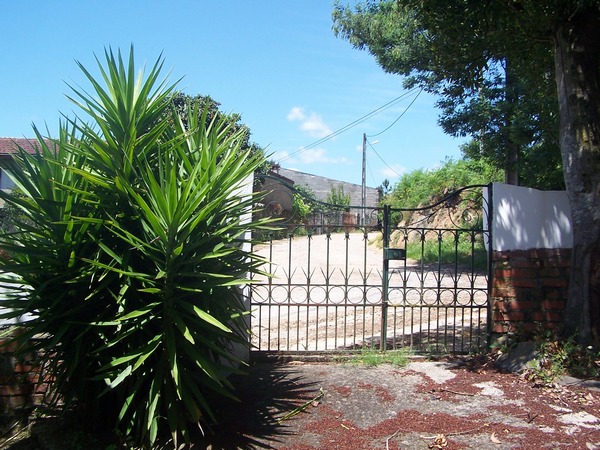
[251,181,491,354]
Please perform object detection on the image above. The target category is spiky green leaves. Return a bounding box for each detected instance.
[0,47,270,448]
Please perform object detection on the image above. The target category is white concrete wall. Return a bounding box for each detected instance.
[228,172,254,364]
[491,183,572,251]
[0,169,15,190]
[0,274,34,327]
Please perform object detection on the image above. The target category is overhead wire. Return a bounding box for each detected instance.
[367,139,404,179]
[366,159,377,185]
[366,88,423,139]
[279,87,421,163]
[364,88,424,179]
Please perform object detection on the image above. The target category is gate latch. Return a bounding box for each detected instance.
[384,248,406,261]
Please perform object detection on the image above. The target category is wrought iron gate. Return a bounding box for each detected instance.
[250,180,492,354]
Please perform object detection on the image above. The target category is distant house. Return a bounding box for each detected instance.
[258,168,296,216]
[273,167,380,209]
[258,166,381,226]
[0,138,42,191]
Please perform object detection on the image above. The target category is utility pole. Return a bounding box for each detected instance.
[361,133,367,226]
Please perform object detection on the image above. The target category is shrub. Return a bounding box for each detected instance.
[0,48,271,448]
[292,184,316,222]
[384,157,501,209]
[326,184,350,211]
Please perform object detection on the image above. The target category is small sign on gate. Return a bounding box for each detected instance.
[384,248,406,261]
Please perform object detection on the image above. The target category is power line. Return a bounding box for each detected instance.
[367,89,423,138]
[279,87,421,163]
[363,89,423,180]
[366,158,377,186]
[367,139,404,179]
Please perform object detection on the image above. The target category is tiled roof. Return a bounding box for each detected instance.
[0,138,45,155]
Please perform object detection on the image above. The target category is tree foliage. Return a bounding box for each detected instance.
[332,0,563,189]
[292,184,316,221]
[384,157,501,209]
[326,184,351,211]
[0,48,271,447]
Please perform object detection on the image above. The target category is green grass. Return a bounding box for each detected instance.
[345,348,411,367]
[373,229,488,271]
[406,235,488,271]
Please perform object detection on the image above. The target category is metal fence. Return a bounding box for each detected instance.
[250,182,492,355]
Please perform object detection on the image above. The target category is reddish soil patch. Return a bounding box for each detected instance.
[331,385,353,397]
[355,381,395,402]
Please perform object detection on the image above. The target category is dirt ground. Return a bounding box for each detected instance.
[1,356,599,449]
[199,357,600,450]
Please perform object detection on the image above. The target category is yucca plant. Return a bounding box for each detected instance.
[0,47,271,448]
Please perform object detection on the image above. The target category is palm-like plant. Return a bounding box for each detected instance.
[0,47,270,447]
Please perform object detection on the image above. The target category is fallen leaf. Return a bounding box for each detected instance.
[490,432,501,444]
[428,434,448,449]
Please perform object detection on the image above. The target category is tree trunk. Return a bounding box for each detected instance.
[554,6,600,346]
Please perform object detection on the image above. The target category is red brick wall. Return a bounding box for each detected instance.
[0,333,50,421]
[491,248,571,335]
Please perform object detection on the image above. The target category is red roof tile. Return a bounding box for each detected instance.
[0,138,45,155]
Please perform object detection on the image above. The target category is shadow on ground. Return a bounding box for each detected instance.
[197,362,319,449]
[0,362,318,450]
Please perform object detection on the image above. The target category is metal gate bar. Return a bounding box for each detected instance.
[251,227,384,352]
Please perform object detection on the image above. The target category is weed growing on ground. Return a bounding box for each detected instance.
[525,334,600,384]
[345,348,411,367]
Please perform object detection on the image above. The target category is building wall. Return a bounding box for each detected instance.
[0,333,51,425]
[275,168,380,209]
[259,175,294,213]
[491,248,570,334]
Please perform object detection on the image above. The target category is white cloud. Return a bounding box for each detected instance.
[276,147,353,166]
[287,106,305,122]
[297,148,351,165]
[299,113,332,138]
[287,106,332,138]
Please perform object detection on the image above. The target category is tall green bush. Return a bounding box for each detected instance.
[326,184,350,210]
[291,184,316,222]
[384,157,501,209]
[0,48,270,447]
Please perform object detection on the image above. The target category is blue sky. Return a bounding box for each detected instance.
[1,1,467,187]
